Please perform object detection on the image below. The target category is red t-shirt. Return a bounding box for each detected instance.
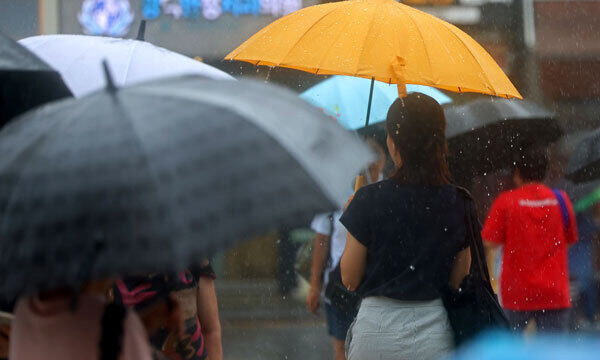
[482,183,577,311]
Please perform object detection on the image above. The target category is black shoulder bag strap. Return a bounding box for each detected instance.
[456,187,494,292]
[99,303,127,360]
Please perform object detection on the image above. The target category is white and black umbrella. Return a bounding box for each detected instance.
[0,68,373,298]
[445,98,562,183]
[0,32,72,128]
[20,33,234,98]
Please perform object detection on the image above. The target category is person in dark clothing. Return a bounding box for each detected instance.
[340,93,471,360]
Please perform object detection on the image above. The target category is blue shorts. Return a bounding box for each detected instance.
[325,302,356,341]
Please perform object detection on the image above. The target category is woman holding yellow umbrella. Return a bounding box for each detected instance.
[226,0,518,357]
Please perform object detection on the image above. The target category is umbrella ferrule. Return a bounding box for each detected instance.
[102,60,117,93]
[136,20,146,41]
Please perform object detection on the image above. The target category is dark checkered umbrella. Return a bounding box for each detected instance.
[0,32,72,128]
[445,98,562,183]
[0,71,373,298]
[566,129,600,184]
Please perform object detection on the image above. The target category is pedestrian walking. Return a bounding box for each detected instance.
[9,280,153,360]
[306,140,386,360]
[339,93,471,360]
[482,146,578,332]
[112,262,222,360]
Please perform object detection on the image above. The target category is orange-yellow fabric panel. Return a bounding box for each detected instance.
[226,0,521,99]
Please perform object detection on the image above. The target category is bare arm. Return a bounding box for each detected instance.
[483,241,501,291]
[340,233,367,291]
[197,277,222,360]
[306,233,331,314]
[449,247,471,289]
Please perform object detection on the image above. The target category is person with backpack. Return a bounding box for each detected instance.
[306,140,385,360]
[482,146,578,332]
[339,93,472,360]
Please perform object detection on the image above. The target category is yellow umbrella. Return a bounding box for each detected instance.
[226,0,521,102]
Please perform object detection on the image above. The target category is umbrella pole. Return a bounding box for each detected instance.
[354,77,376,193]
[364,77,375,127]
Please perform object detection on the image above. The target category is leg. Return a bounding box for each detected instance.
[504,309,532,333]
[325,303,356,360]
[332,339,346,360]
[533,309,570,332]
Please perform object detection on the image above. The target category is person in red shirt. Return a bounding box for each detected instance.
[482,146,577,332]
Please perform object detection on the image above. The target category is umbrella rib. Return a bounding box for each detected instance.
[119,98,190,260]
[122,41,139,84]
[315,10,362,74]
[438,21,496,95]
[353,3,382,77]
[400,6,433,81]
[279,5,344,69]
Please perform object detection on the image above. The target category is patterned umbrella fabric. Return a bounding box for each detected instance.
[0,73,373,298]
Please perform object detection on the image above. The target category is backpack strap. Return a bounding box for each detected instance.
[552,189,570,230]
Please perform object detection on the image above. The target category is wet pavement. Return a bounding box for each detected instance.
[217,280,333,360]
[222,319,332,360]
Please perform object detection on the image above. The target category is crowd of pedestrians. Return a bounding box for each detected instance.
[304,93,600,360]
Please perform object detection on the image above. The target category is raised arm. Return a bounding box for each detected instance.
[196,273,222,360]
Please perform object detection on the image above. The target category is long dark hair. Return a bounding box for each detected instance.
[385,92,451,185]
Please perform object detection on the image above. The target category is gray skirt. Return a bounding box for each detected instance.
[346,296,453,360]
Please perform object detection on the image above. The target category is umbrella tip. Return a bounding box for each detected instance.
[136,20,146,41]
[102,60,117,93]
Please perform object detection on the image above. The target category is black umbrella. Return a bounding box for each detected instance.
[356,122,386,149]
[566,129,600,184]
[0,32,72,127]
[0,68,373,298]
[445,98,562,183]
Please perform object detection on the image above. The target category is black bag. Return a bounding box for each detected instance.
[441,187,510,346]
[323,212,360,317]
[325,263,360,316]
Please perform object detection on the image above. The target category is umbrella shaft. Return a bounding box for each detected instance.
[365,77,375,126]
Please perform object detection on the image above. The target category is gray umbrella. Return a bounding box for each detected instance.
[445,98,561,184]
[0,70,373,298]
[566,128,600,184]
[0,32,72,127]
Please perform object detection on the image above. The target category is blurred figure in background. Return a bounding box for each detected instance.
[569,203,600,329]
[10,280,152,360]
[483,146,577,333]
[113,261,222,360]
[306,140,385,360]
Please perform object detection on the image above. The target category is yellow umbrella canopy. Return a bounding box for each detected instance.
[226,0,521,99]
